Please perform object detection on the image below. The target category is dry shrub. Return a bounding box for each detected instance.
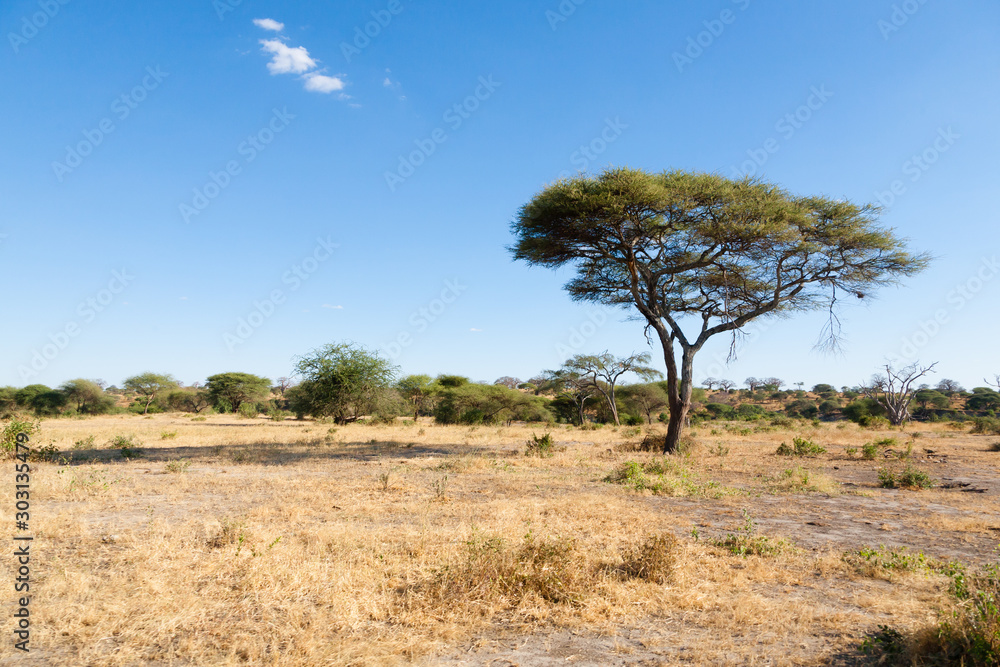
[862,562,1000,665]
[416,530,589,614]
[207,518,247,550]
[620,532,677,584]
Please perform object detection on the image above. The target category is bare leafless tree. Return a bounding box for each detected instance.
[701,377,718,390]
[274,377,294,396]
[861,361,938,425]
[718,379,736,392]
[935,378,964,394]
[986,375,1000,391]
[762,377,784,390]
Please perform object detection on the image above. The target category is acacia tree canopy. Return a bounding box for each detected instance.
[510,168,929,452]
[123,372,179,414]
[205,372,272,413]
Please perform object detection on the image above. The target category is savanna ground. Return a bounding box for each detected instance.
[3,414,1000,666]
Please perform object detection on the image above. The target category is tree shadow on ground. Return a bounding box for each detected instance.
[54,439,520,467]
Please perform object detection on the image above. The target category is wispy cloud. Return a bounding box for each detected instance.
[255,22,348,95]
[321,304,344,310]
[253,18,284,32]
[260,39,316,74]
[305,73,345,93]
[470,328,483,332]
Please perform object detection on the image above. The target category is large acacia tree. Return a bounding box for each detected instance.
[511,168,928,453]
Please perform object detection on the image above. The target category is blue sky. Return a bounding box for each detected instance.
[1,0,998,390]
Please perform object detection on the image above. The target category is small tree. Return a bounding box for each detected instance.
[762,377,784,391]
[274,377,294,397]
[396,374,434,419]
[620,383,670,425]
[540,368,597,425]
[861,362,938,425]
[701,377,718,390]
[205,373,272,414]
[434,383,548,425]
[913,389,949,411]
[293,342,398,423]
[59,379,115,414]
[935,379,964,395]
[967,389,1000,413]
[493,376,522,390]
[165,388,213,413]
[717,379,736,393]
[564,351,662,426]
[123,373,178,414]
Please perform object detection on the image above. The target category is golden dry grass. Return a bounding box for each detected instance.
[2,414,998,665]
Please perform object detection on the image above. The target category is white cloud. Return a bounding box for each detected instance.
[304,73,345,93]
[260,39,316,74]
[470,328,483,332]
[383,77,392,87]
[321,304,344,309]
[253,18,285,32]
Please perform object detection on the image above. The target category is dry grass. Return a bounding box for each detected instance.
[1,414,997,665]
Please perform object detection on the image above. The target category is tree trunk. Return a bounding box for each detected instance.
[662,347,696,454]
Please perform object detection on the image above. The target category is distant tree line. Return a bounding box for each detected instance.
[1,345,996,430]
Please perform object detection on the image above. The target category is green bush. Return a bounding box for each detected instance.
[705,403,735,419]
[878,465,933,489]
[1,416,40,456]
[108,434,142,458]
[775,436,826,457]
[237,403,259,419]
[735,403,766,420]
[525,432,554,458]
[971,417,1000,435]
[712,509,789,557]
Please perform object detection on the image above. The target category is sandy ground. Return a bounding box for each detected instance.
[1,414,996,665]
